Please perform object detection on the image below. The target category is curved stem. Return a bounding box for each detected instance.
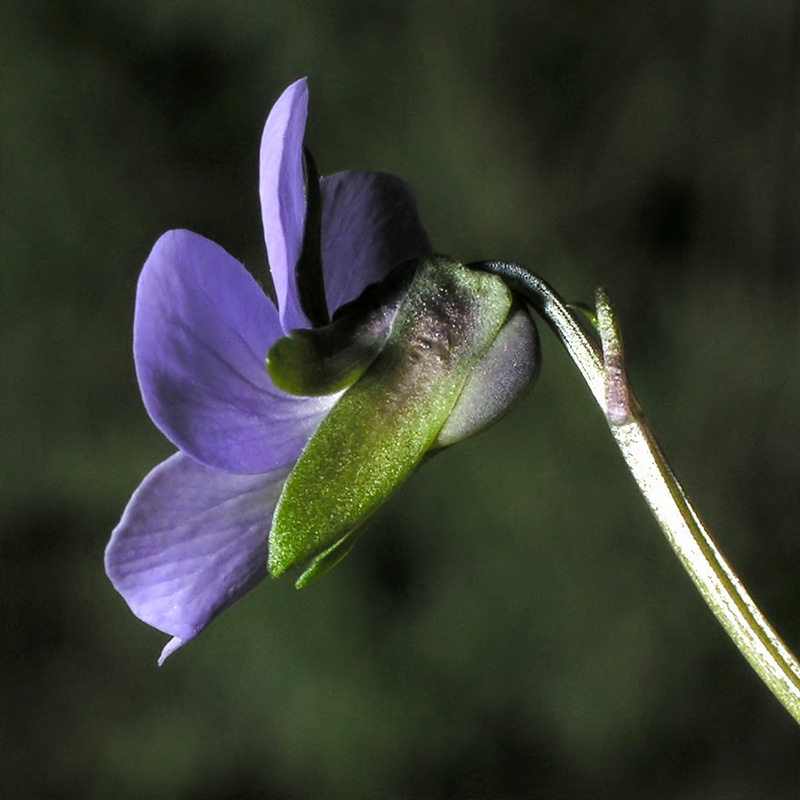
[470,260,800,724]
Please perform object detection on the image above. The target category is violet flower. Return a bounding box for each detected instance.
[106,79,540,664]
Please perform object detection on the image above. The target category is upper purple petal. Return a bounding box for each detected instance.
[320,171,432,314]
[105,452,293,663]
[135,229,339,475]
[259,77,310,332]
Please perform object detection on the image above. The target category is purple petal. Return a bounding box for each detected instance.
[320,171,432,314]
[259,77,310,331]
[105,452,293,663]
[135,229,339,475]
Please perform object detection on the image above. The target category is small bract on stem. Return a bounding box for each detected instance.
[469,260,800,725]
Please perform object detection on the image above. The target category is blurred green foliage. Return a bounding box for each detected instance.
[1,0,798,797]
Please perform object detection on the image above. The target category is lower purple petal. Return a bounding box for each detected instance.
[105,453,292,662]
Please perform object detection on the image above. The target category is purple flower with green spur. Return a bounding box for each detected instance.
[106,78,540,664]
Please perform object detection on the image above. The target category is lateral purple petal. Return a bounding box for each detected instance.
[259,77,310,332]
[105,452,293,663]
[320,171,432,314]
[135,229,338,475]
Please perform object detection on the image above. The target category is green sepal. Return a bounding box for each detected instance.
[266,327,372,396]
[267,262,414,397]
[294,530,360,589]
[269,255,514,577]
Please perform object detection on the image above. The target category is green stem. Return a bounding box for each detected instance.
[470,261,800,724]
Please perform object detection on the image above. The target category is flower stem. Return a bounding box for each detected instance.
[470,261,800,724]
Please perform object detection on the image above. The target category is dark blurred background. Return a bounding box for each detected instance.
[2,0,799,797]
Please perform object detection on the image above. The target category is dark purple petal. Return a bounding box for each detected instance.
[105,452,293,663]
[320,171,432,314]
[259,77,310,332]
[135,229,339,474]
